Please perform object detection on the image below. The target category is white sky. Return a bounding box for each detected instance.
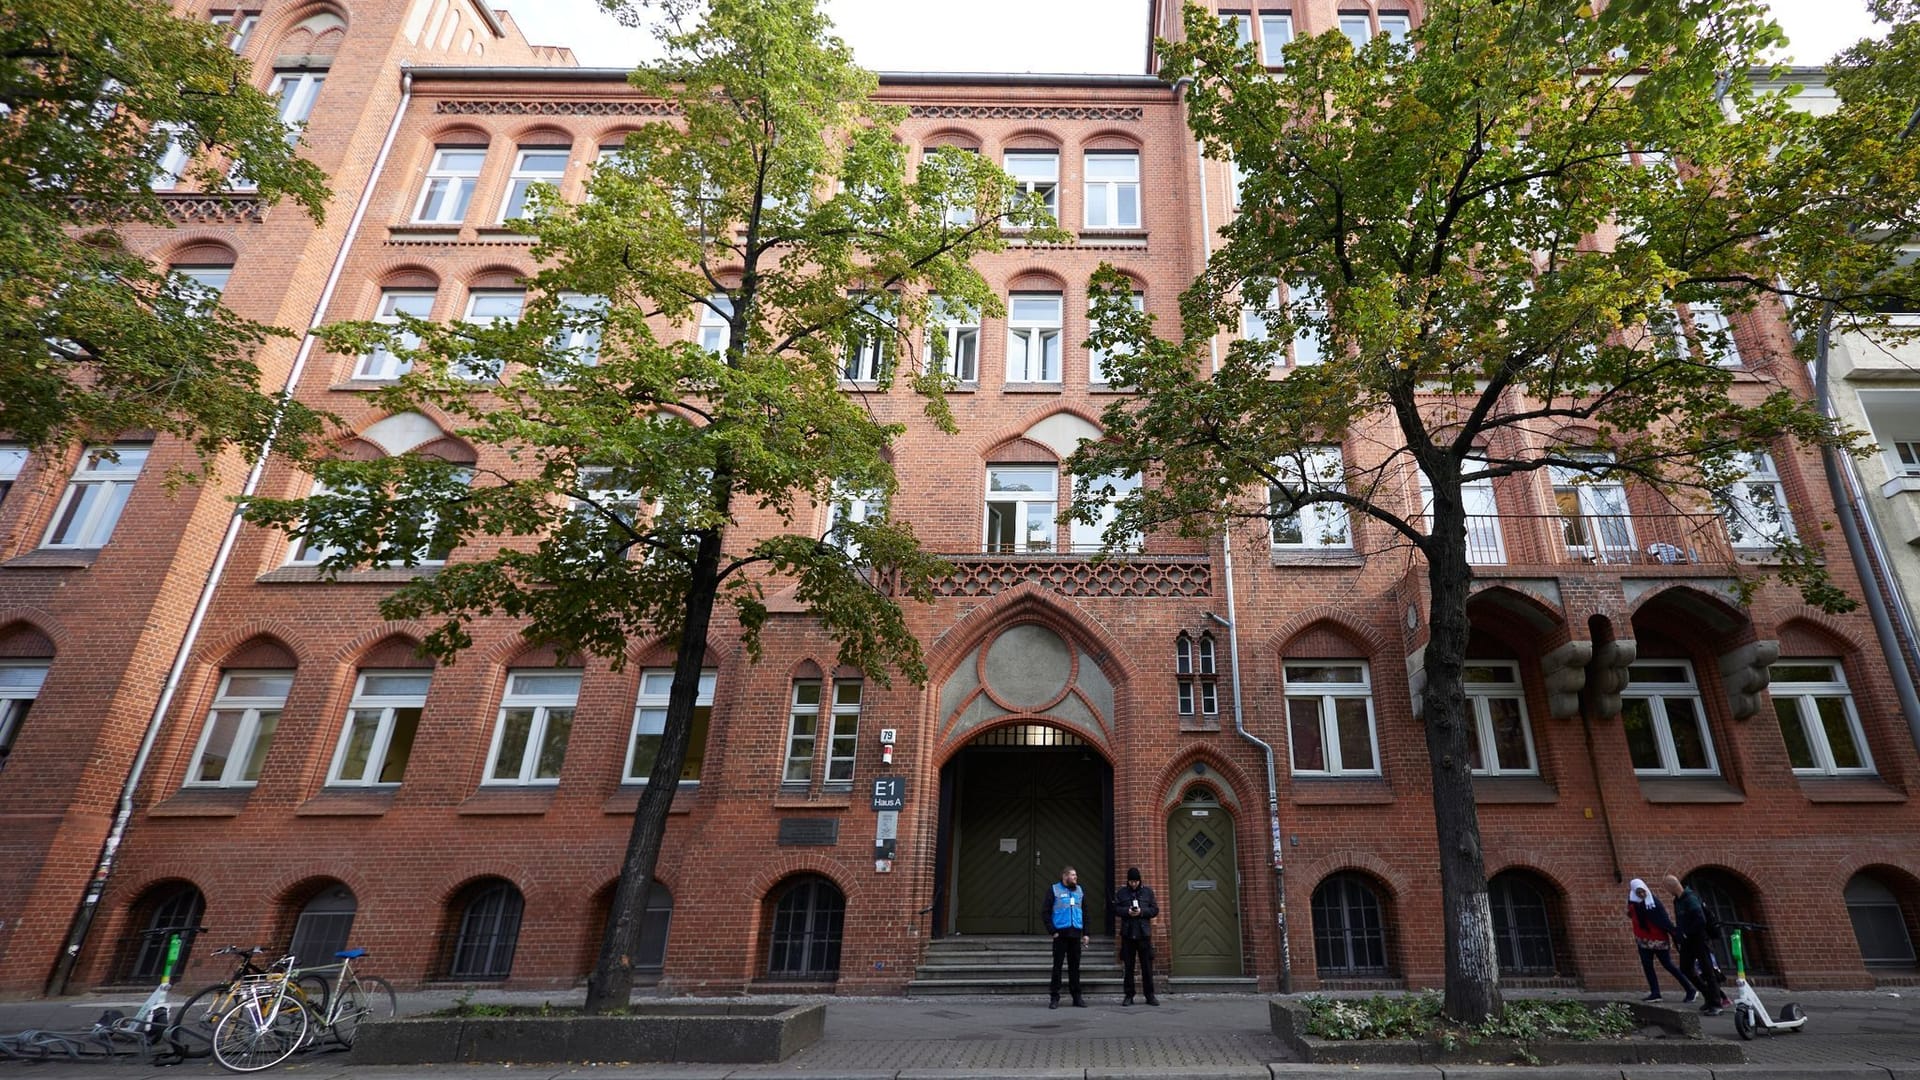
[499,0,1882,73]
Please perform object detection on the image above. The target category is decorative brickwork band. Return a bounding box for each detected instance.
[929,554,1210,598]
[908,105,1144,122]
[70,195,268,224]
[435,100,679,117]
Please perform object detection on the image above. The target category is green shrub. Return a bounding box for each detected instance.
[1302,994,1634,1043]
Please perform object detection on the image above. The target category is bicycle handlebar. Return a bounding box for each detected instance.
[1720,920,1768,932]
[137,925,208,939]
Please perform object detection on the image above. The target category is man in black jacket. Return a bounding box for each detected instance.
[1664,874,1728,1014]
[1114,866,1160,1006]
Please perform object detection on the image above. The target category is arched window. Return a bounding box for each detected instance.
[122,882,205,983]
[448,880,523,979]
[1846,873,1917,968]
[1685,869,1767,974]
[767,876,844,980]
[1312,873,1389,977]
[1488,871,1558,976]
[288,883,357,967]
[1175,633,1193,675]
[1197,632,1217,675]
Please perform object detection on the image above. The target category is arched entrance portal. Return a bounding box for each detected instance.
[1168,786,1242,976]
[940,723,1112,935]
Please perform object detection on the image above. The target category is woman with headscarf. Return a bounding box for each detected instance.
[1628,877,1696,1002]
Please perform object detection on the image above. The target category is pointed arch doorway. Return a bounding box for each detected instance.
[1168,785,1242,976]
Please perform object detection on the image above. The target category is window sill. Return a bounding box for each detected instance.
[840,380,884,391]
[1077,228,1148,246]
[296,788,398,816]
[1290,777,1394,804]
[1003,382,1064,393]
[472,227,535,242]
[1881,474,1920,498]
[1269,549,1364,568]
[149,788,254,818]
[1089,383,1134,394]
[1796,775,1907,803]
[388,225,463,242]
[457,788,557,816]
[602,780,699,816]
[773,790,854,809]
[1178,715,1223,733]
[1636,776,1744,804]
[1472,776,1558,804]
[328,378,402,392]
[5,548,102,569]
[257,564,443,584]
[943,382,979,394]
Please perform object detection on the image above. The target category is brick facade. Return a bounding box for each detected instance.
[2,0,1918,999]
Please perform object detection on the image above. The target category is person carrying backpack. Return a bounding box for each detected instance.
[1664,874,1729,1014]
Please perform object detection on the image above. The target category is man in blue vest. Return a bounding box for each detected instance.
[1045,865,1087,1008]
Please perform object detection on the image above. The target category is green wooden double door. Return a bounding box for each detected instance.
[951,749,1107,934]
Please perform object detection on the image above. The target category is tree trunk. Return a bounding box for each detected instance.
[584,515,729,1013]
[1421,488,1503,1025]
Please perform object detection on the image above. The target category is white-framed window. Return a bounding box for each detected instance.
[1464,662,1537,775]
[1717,450,1792,550]
[173,264,232,298]
[1070,472,1141,552]
[0,445,26,507]
[501,147,569,221]
[1686,301,1741,366]
[1284,661,1379,775]
[1006,292,1063,383]
[1229,157,1249,209]
[1084,152,1141,229]
[283,470,464,568]
[210,11,259,53]
[986,465,1058,553]
[185,670,292,787]
[1242,284,1278,345]
[1620,661,1719,776]
[926,145,981,227]
[843,297,891,382]
[1198,633,1217,674]
[783,680,821,783]
[926,297,979,382]
[826,679,861,784]
[1260,13,1294,64]
[43,444,148,549]
[285,478,345,565]
[484,668,581,786]
[413,147,485,224]
[826,484,884,559]
[626,667,716,783]
[1222,11,1254,46]
[1892,440,1920,477]
[268,68,324,134]
[153,123,191,190]
[326,670,430,786]
[1089,291,1144,385]
[1270,446,1351,550]
[1339,13,1373,46]
[456,290,523,380]
[1418,466,1506,564]
[553,292,606,369]
[1550,456,1634,558]
[1005,151,1059,222]
[698,295,733,355]
[1288,282,1324,364]
[1377,12,1412,44]
[0,662,50,770]
[357,289,435,380]
[1771,660,1874,776]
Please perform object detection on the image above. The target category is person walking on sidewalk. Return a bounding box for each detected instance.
[1114,866,1160,1006]
[1628,877,1695,1003]
[1665,874,1727,1015]
[1046,866,1087,1009]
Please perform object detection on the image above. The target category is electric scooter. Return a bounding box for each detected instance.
[1722,921,1806,1040]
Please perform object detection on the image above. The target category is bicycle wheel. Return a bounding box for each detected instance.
[212,997,309,1072]
[169,984,232,1058]
[327,976,397,1048]
[296,972,331,1017]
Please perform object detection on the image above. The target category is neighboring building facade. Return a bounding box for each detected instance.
[2,0,1919,998]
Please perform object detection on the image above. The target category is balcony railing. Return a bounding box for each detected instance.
[1454,513,1738,568]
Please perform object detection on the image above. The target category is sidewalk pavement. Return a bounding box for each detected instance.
[3,987,1918,1079]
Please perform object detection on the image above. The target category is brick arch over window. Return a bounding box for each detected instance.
[984,436,1058,465]
[0,620,56,658]
[1007,268,1069,293]
[1485,866,1576,980]
[1002,129,1062,151]
[267,7,348,63]
[466,265,529,292]
[1082,129,1144,152]
[922,127,982,149]
[508,124,573,147]
[370,263,441,292]
[1310,869,1397,980]
[1155,748,1254,814]
[163,239,238,268]
[215,634,299,671]
[354,634,433,669]
[1265,606,1391,659]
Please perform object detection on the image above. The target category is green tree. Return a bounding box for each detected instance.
[1,0,330,468]
[1071,0,1920,1023]
[241,0,1057,1012]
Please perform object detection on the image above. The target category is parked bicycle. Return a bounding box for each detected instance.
[0,924,204,1063]
[210,947,395,1072]
[169,944,330,1059]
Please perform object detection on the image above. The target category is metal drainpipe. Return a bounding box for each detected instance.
[46,67,417,996]
[1177,73,1293,994]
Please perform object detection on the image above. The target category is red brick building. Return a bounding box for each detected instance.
[2,0,1918,998]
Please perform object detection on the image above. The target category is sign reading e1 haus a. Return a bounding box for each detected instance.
[870,776,905,811]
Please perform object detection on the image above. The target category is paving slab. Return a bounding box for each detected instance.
[899,1070,1085,1080]
[1268,1066,1442,1078]
[1441,1068,1631,1080]
[1085,1069,1272,1080]
[1712,1067,1894,1080]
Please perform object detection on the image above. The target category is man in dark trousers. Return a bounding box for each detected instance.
[1045,865,1086,1008]
[1114,866,1160,1006]
[1664,874,1728,1015]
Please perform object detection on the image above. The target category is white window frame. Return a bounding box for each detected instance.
[356,289,435,380]
[1339,13,1373,46]
[1687,301,1741,367]
[1464,662,1537,776]
[456,290,523,381]
[1270,446,1351,551]
[826,484,884,560]
[1005,151,1059,222]
[843,297,891,382]
[1718,450,1793,550]
[0,662,50,767]
[1089,291,1144,385]
[698,295,733,355]
[269,68,324,130]
[1222,12,1254,46]
[325,670,431,787]
[413,147,485,224]
[1892,440,1920,477]
[1377,12,1411,44]
[286,478,345,565]
[500,147,569,222]
[1259,13,1294,65]
[985,465,1059,553]
[1288,281,1324,365]
[625,667,718,784]
[553,292,606,369]
[173,264,231,317]
[1550,457,1635,559]
[1283,662,1380,776]
[1006,292,1063,383]
[1770,660,1875,776]
[483,669,582,786]
[1418,465,1506,564]
[1242,284,1278,345]
[210,11,259,53]
[1070,472,1141,552]
[826,680,861,784]
[0,445,26,508]
[42,444,148,549]
[184,670,292,788]
[926,297,980,383]
[1083,152,1141,230]
[783,680,821,783]
[153,123,191,190]
[1620,661,1720,777]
